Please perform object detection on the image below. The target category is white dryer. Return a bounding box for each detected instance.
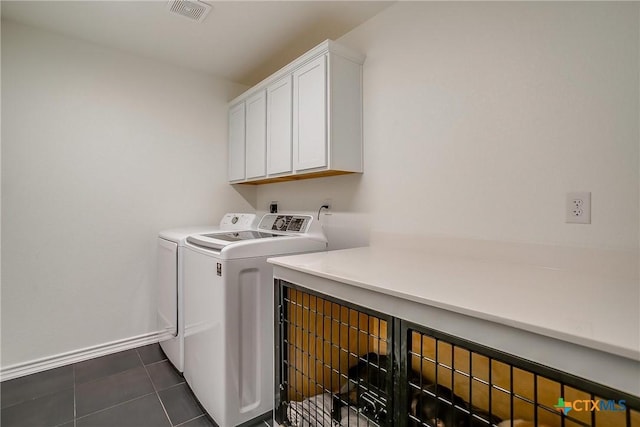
[183,214,327,427]
[157,213,257,372]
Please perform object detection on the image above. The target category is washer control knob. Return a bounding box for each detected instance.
[231,216,239,224]
[274,217,286,230]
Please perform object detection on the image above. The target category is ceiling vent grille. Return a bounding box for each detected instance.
[167,0,212,23]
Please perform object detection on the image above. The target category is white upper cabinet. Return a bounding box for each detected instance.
[267,76,293,176]
[228,40,364,184]
[228,102,245,182]
[245,90,267,180]
[293,55,327,172]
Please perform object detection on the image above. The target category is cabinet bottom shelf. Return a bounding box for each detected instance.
[234,170,359,185]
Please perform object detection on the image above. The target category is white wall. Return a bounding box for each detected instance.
[258,2,640,251]
[1,20,255,367]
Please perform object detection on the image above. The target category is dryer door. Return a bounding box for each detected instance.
[157,237,178,340]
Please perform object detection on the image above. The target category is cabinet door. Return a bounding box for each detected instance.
[245,90,267,179]
[228,102,245,182]
[293,55,327,172]
[267,76,293,175]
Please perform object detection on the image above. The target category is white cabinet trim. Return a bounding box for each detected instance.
[292,55,327,172]
[266,76,293,176]
[228,102,246,182]
[229,40,364,106]
[245,90,267,180]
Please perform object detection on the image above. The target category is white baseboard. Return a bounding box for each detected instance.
[1,331,162,382]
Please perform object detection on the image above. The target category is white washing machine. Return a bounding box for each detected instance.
[182,214,327,427]
[157,213,258,372]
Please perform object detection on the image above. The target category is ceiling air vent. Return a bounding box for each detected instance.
[167,0,212,22]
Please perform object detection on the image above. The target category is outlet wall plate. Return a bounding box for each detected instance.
[566,191,591,224]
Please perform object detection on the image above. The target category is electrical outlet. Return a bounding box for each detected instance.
[322,199,332,215]
[566,192,591,224]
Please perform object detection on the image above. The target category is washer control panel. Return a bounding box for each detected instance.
[258,215,311,233]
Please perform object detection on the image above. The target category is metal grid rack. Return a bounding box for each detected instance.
[403,322,640,427]
[274,280,640,427]
[275,280,394,426]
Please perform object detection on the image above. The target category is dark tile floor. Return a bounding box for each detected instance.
[0,343,273,427]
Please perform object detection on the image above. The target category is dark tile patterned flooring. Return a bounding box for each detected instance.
[0,343,273,427]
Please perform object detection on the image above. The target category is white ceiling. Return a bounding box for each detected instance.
[1,1,394,86]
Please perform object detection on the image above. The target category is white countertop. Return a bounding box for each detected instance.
[268,245,640,362]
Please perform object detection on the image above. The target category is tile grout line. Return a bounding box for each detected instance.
[74,353,145,388]
[154,380,208,426]
[136,347,174,426]
[174,414,208,427]
[4,346,184,427]
[7,346,195,427]
[74,363,159,420]
[74,391,158,422]
[0,367,76,411]
[145,358,172,368]
[0,388,75,411]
